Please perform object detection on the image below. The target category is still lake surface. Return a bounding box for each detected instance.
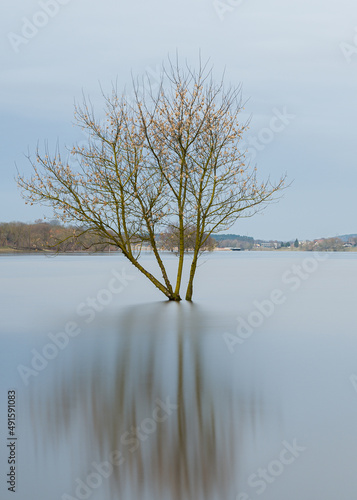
[1,251,357,499]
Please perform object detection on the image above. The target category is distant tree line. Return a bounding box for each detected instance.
[300,237,357,252]
[1,222,356,253]
[0,220,118,252]
[0,221,217,253]
[211,234,254,249]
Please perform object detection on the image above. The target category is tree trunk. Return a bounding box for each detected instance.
[174,212,185,298]
[124,252,181,301]
[151,239,176,298]
[185,254,198,301]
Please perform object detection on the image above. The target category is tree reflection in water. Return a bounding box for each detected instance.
[30,302,267,500]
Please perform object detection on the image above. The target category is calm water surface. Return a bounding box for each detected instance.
[1,252,357,499]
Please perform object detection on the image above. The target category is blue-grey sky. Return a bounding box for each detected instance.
[1,0,356,240]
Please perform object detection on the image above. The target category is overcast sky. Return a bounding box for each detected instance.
[1,0,356,240]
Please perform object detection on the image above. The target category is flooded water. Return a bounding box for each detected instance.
[1,252,357,499]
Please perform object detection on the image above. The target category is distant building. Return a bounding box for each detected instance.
[260,242,274,249]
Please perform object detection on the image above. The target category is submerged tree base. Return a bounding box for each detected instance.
[18,57,285,303]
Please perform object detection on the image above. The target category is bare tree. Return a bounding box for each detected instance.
[17,58,285,301]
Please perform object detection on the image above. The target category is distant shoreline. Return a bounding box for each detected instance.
[1,247,356,256]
